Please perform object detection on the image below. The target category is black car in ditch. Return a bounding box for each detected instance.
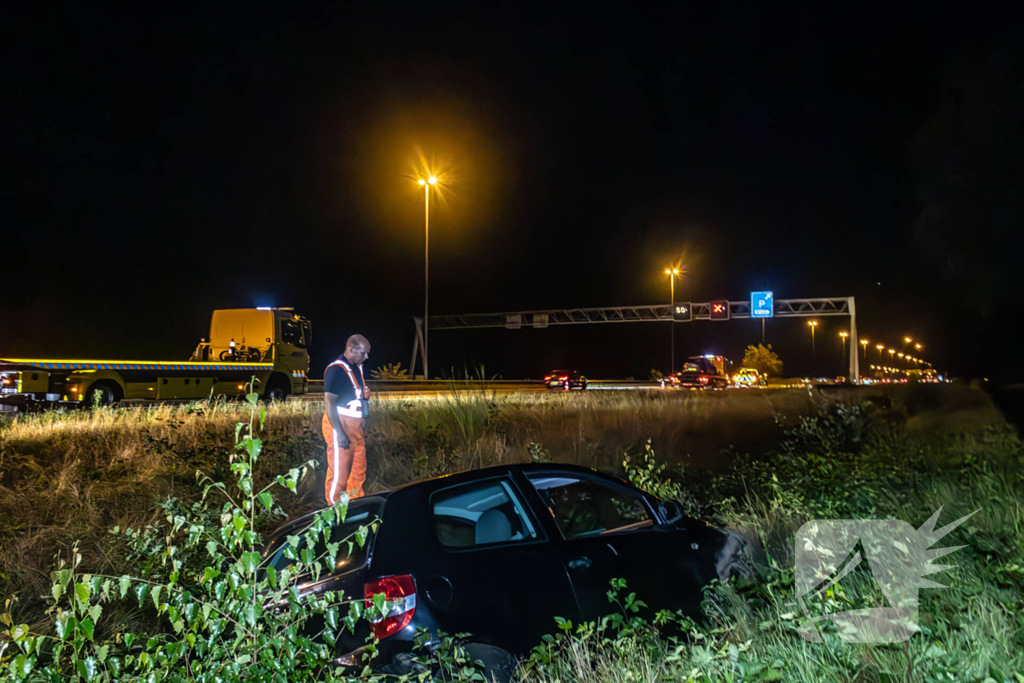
[261,463,748,680]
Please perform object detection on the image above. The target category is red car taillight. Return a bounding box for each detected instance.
[365,575,416,639]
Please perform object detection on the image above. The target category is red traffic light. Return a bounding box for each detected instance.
[710,301,730,320]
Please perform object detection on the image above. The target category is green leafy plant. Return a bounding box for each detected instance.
[3,379,384,683]
[623,440,682,501]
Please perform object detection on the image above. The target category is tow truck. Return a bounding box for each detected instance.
[0,308,311,411]
[663,355,733,389]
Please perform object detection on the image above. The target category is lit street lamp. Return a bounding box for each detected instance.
[839,331,848,369]
[876,344,884,363]
[664,268,681,373]
[860,338,869,359]
[888,348,896,364]
[418,176,438,379]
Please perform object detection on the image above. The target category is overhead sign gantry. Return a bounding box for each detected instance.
[413,296,860,381]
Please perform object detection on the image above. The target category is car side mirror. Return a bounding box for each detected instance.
[659,500,684,526]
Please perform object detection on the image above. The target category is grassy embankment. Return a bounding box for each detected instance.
[1,385,1021,681]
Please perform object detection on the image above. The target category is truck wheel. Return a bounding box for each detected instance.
[263,375,290,401]
[87,381,122,407]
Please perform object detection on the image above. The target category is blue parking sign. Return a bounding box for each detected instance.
[751,291,774,318]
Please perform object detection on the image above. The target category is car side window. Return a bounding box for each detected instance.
[431,478,539,549]
[526,474,653,540]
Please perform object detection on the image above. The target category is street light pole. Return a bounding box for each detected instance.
[808,320,818,375]
[860,338,869,359]
[664,268,680,374]
[418,176,437,379]
[840,332,848,372]
[424,181,429,380]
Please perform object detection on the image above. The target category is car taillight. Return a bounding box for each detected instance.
[365,575,416,639]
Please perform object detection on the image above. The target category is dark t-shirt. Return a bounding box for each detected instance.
[324,358,366,404]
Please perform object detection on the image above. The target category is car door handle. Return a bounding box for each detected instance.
[568,556,592,571]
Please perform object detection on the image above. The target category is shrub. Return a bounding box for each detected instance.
[2,382,381,682]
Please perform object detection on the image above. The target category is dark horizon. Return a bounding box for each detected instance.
[4,3,1024,380]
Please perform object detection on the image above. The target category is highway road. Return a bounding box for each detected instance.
[297,379,662,400]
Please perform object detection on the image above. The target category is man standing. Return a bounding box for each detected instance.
[322,334,371,505]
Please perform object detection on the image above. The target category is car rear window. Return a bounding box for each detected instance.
[431,478,540,548]
[527,474,652,540]
[263,498,384,575]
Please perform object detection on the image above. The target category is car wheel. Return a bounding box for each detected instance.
[459,643,517,683]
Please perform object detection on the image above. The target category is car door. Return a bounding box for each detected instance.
[518,471,654,621]
[521,471,709,622]
[375,474,581,655]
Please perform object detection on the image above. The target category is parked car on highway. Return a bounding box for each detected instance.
[544,369,588,390]
[261,463,750,681]
[731,367,765,388]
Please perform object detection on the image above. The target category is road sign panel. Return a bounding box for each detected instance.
[751,291,774,318]
[673,303,692,321]
[710,300,730,320]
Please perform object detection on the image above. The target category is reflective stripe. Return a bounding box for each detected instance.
[326,360,368,417]
[337,403,363,418]
[329,430,341,504]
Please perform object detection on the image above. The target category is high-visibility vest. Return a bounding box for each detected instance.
[326,359,368,418]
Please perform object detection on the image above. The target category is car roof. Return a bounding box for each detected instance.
[263,463,642,545]
[283,463,632,525]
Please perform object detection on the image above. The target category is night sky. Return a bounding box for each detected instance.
[4,3,1024,380]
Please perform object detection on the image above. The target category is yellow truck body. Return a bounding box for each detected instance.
[0,308,311,408]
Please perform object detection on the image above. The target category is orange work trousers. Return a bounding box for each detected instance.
[321,413,367,504]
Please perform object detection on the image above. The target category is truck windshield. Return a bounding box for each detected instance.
[280,320,306,348]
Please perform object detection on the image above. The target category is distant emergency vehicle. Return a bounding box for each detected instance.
[0,308,311,410]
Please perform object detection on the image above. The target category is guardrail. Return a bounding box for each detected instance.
[302,379,662,396]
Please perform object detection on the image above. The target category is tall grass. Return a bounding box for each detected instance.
[1,384,1018,680]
